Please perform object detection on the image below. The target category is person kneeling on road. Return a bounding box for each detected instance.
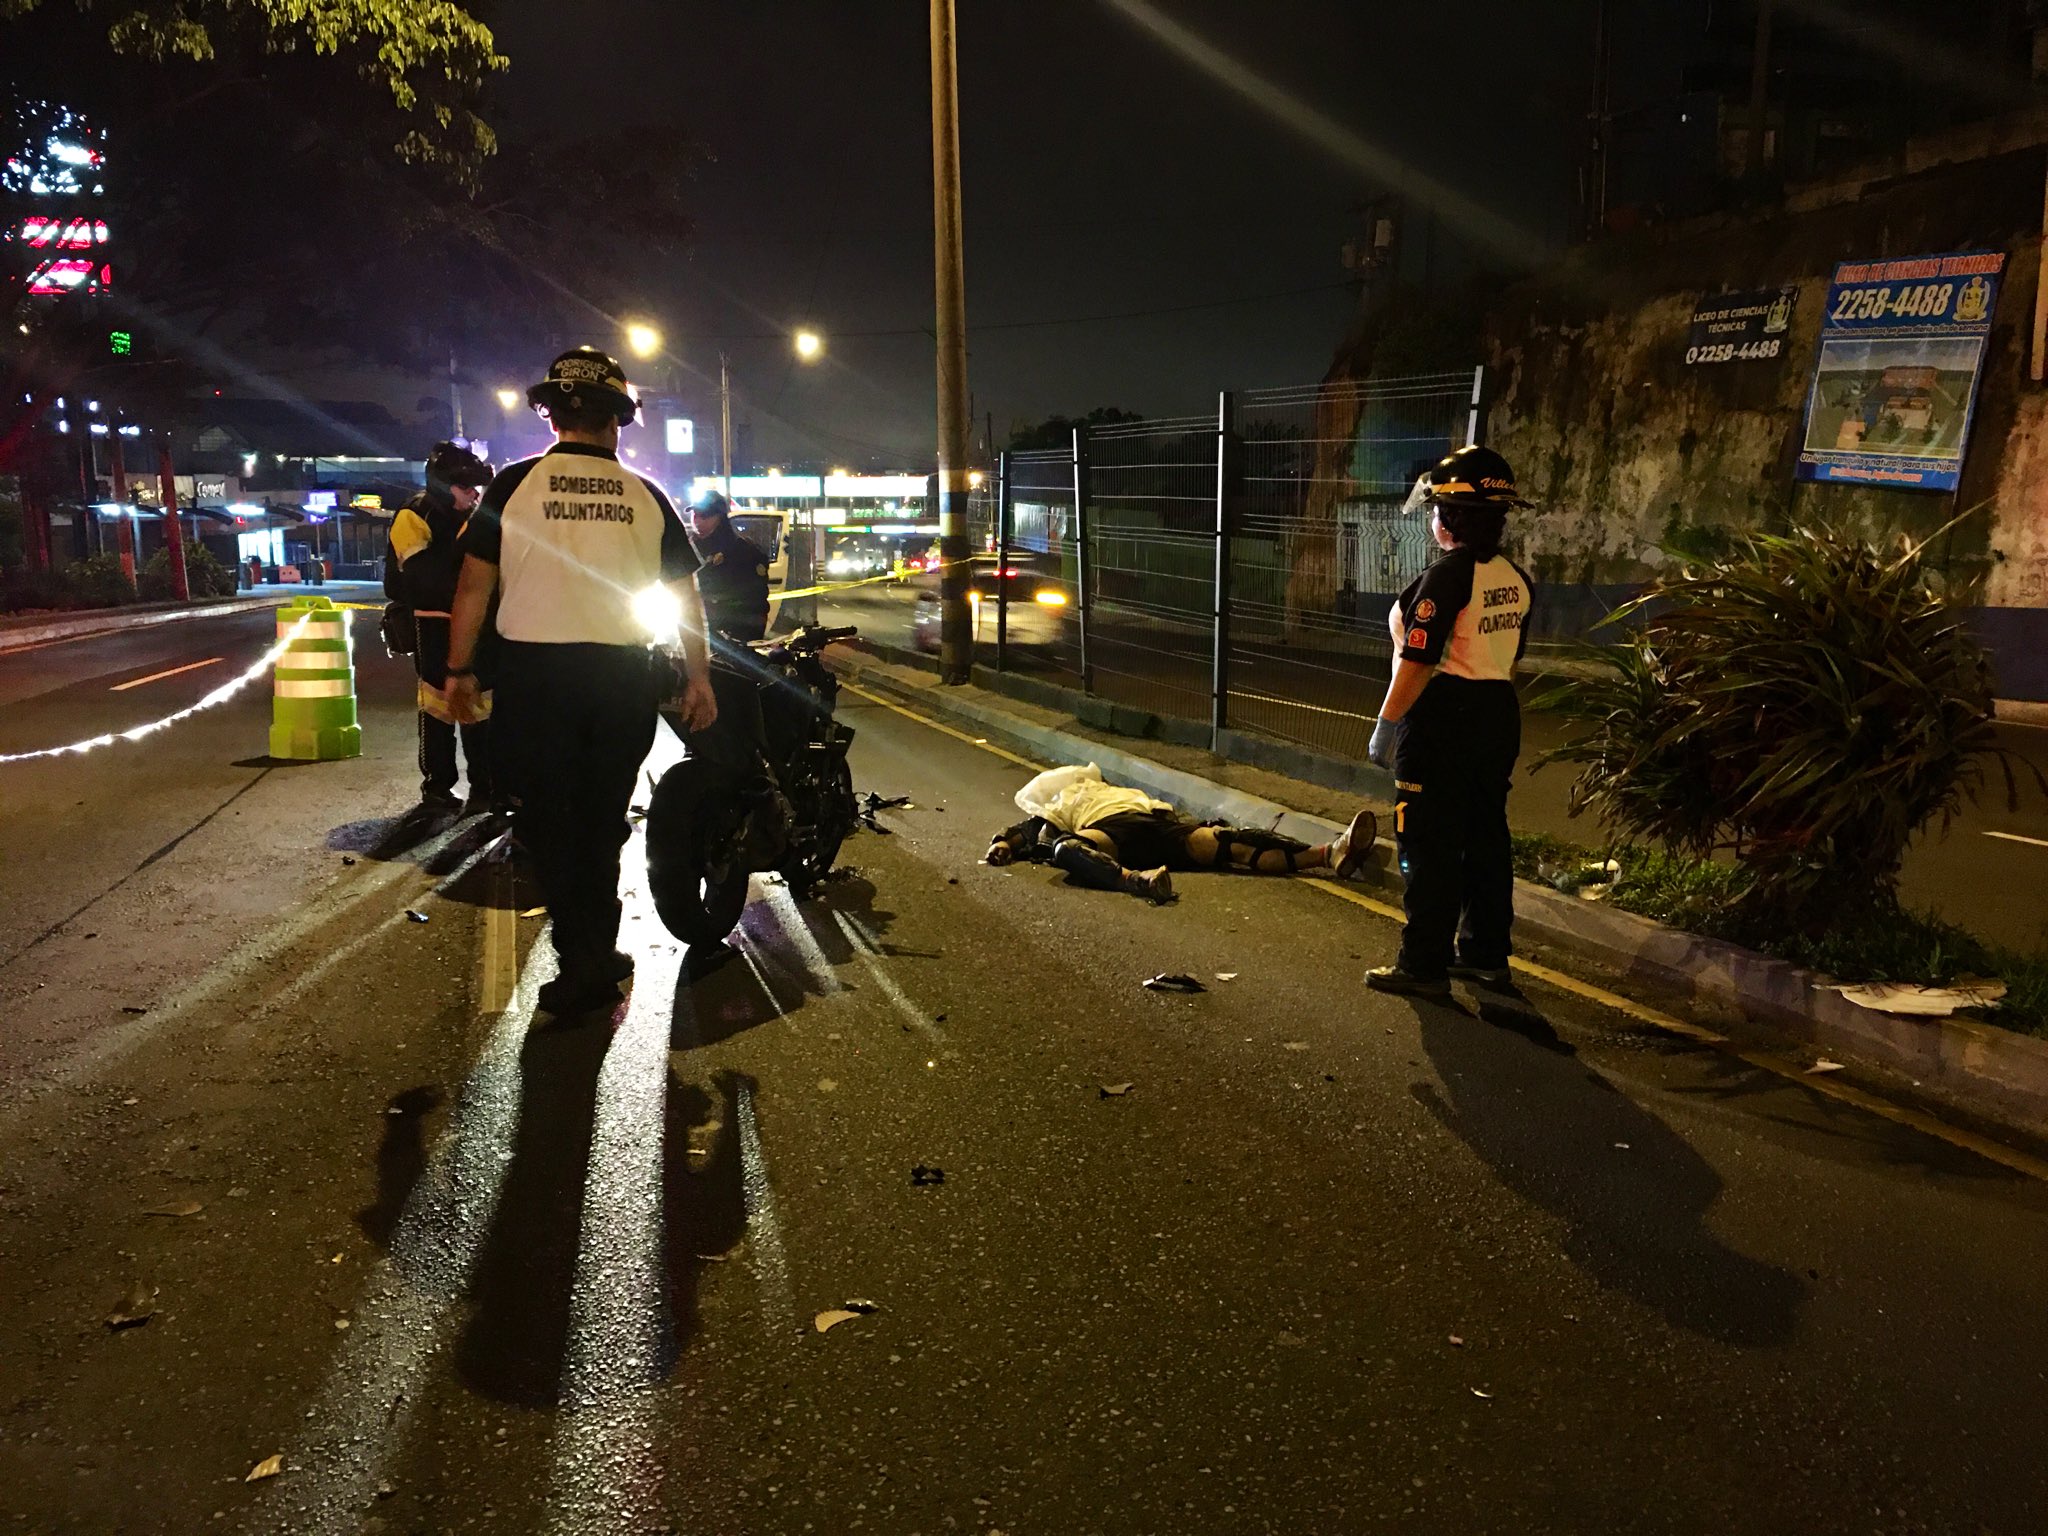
[984,762,1379,903]
[1363,444,1535,998]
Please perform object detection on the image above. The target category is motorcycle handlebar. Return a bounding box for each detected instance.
[788,624,858,653]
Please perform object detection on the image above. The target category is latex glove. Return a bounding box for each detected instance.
[1367,716,1399,769]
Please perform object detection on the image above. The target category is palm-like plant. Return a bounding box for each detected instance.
[1538,523,2028,932]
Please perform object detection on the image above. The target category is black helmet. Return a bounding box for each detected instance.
[687,486,731,521]
[425,439,492,491]
[1407,444,1531,513]
[526,346,641,425]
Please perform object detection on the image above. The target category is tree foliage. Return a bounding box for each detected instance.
[1536,523,2036,931]
[1008,407,1142,451]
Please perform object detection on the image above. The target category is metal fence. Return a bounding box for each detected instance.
[988,367,1483,763]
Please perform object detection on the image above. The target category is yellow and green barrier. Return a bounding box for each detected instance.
[269,596,361,761]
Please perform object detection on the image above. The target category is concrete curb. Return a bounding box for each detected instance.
[0,595,276,652]
[833,649,2048,1144]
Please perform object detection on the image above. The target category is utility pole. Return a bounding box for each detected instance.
[931,0,973,685]
[1746,0,1775,184]
[719,351,734,488]
[160,439,189,601]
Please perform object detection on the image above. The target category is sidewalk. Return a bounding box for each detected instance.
[0,581,384,654]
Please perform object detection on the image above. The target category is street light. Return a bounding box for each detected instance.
[794,329,824,361]
[624,321,663,360]
[495,388,518,411]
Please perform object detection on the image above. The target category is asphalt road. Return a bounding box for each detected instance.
[814,583,2048,953]
[4,609,2048,1533]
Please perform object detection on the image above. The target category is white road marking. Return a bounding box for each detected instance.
[1984,830,2048,850]
[831,909,946,1042]
[546,865,679,1536]
[108,656,224,691]
[733,1076,795,1332]
[266,932,551,1535]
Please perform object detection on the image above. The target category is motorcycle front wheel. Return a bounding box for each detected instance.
[647,758,751,945]
[779,755,857,897]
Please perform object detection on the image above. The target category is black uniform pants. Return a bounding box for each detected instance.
[418,714,494,800]
[495,641,659,978]
[413,614,494,800]
[1391,675,1521,978]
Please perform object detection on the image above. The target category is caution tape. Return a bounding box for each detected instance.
[0,610,318,765]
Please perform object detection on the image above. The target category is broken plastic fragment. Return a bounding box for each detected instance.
[814,1309,863,1334]
[910,1164,945,1187]
[844,1298,879,1314]
[1282,1040,1309,1052]
[1471,1388,1493,1400]
[1215,972,1238,982]
[145,1199,203,1218]
[245,1455,283,1483]
[1806,1059,1846,1075]
[1448,1335,1464,1347]
[1099,1082,1135,1098]
[1142,973,1206,994]
[519,907,546,918]
[404,909,429,924]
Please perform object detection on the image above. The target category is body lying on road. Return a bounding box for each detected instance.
[985,762,1379,902]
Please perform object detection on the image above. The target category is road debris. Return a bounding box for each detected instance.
[341,856,357,866]
[1448,1335,1464,1347]
[120,1005,147,1015]
[910,1164,945,1187]
[814,1308,864,1334]
[245,1455,283,1483]
[105,1282,156,1330]
[1472,1388,1494,1400]
[858,792,911,834]
[1099,1082,1136,1098]
[1832,979,2007,1015]
[403,909,429,924]
[519,907,546,918]
[1806,1059,1846,1075]
[1282,1040,1309,1052]
[1215,972,1239,982]
[144,1199,203,1218]
[1142,973,1206,994]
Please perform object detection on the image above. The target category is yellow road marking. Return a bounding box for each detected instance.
[858,677,2048,1184]
[109,657,223,691]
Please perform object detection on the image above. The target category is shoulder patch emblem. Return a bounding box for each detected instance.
[1413,599,1436,622]
[1407,627,1429,649]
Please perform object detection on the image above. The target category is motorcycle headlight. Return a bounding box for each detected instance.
[632,583,682,644]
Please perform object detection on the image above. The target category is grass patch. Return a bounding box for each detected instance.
[1510,832,2048,1037]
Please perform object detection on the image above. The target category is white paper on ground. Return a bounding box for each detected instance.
[1831,980,2007,1016]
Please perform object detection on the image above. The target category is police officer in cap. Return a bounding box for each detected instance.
[386,440,496,815]
[687,488,771,644]
[1362,444,1535,997]
[444,347,717,1017]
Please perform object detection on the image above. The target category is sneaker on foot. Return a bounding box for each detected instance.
[420,787,461,813]
[1331,808,1380,880]
[595,949,635,984]
[537,972,622,1018]
[1364,964,1451,997]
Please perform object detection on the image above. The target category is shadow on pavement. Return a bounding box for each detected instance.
[663,1069,747,1356]
[1412,995,1806,1348]
[356,1085,445,1250]
[455,1016,606,1407]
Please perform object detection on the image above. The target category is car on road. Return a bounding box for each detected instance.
[910,554,1071,654]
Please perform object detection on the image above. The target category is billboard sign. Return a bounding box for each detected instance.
[1686,285,1797,365]
[1796,250,2005,492]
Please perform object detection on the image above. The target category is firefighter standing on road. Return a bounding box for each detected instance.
[686,487,771,643]
[443,347,717,1018]
[386,440,497,816]
[1363,445,1535,997]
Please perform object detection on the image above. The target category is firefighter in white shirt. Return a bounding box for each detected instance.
[1362,445,1535,997]
[444,347,717,1018]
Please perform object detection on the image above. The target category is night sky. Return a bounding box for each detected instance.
[465,2,1680,465]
